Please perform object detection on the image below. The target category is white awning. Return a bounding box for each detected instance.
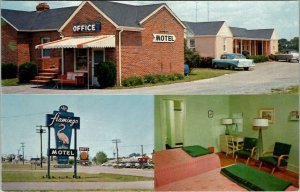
[35,35,115,49]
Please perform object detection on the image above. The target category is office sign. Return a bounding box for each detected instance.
[49,149,77,156]
[73,22,101,33]
[46,105,80,164]
[153,34,176,43]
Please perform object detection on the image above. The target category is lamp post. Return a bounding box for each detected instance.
[222,118,233,135]
[36,125,46,168]
[253,118,269,160]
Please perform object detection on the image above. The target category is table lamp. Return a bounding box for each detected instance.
[222,118,233,135]
[253,118,269,159]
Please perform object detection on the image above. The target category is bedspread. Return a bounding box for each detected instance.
[154,148,221,188]
[156,166,298,191]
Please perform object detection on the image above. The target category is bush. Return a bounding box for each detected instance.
[122,76,144,87]
[174,73,184,80]
[1,63,17,79]
[96,61,116,88]
[144,74,158,84]
[68,159,74,165]
[248,55,269,63]
[185,49,201,68]
[18,62,37,83]
[200,57,213,68]
[268,54,276,61]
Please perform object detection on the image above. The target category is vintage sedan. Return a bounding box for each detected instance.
[212,53,255,70]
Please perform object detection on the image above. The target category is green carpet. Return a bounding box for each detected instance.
[182,145,212,157]
[221,163,291,191]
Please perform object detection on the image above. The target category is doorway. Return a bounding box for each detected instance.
[92,49,104,87]
[161,99,186,149]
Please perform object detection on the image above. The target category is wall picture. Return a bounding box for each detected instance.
[259,108,275,123]
[290,111,299,121]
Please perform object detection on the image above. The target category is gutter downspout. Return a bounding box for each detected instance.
[118,28,124,86]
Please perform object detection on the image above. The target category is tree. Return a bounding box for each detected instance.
[94,151,107,164]
[290,37,299,51]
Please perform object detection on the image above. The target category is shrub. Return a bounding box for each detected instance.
[1,63,17,79]
[122,76,144,87]
[96,61,116,88]
[144,74,158,84]
[174,73,184,80]
[155,74,169,82]
[248,55,269,63]
[268,54,276,61]
[18,62,37,83]
[68,159,74,165]
[185,49,201,68]
[200,57,213,68]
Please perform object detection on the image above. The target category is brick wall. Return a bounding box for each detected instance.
[121,7,185,80]
[1,20,18,64]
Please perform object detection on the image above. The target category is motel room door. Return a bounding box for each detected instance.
[162,99,185,149]
[92,49,104,87]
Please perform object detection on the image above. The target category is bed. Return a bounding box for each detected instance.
[154,147,298,191]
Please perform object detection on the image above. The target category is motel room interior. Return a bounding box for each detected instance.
[154,95,299,191]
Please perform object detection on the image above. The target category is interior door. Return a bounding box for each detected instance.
[93,50,104,86]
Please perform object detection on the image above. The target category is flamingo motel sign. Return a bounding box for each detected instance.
[46,105,80,178]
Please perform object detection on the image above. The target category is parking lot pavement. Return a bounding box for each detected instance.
[2,61,298,94]
[2,181,154,190]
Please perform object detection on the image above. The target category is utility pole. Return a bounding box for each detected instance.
[20,142,25,165]
[36,125,46,168]
[112,139,121,163]
[141,145,144,157]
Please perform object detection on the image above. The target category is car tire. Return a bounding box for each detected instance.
[213,64,218,69]
[229,65,235,70]
[244,67,249,71]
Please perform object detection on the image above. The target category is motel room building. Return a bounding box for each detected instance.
[184,21,278,59]
[1,1,185,86]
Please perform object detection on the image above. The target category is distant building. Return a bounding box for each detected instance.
[184,21,278,59]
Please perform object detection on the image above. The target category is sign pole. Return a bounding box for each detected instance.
[74,128,77,178]
[47,126,51,178]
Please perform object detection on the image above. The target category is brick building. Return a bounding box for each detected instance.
[2,1,185,86]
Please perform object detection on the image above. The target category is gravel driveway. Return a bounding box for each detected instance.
[2,61,298,94]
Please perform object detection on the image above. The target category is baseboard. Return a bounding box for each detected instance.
[287,163,299,173]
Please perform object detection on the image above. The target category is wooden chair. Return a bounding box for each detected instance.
[234,137,257,165]
[259,142,291,175]
[225,135,239,158]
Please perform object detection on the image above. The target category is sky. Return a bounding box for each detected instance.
[1,95,154,159]
[1,1,298,40]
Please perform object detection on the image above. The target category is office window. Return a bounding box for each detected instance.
[75,49,88,71]
[41,37,51,57]
[189,39,195,48]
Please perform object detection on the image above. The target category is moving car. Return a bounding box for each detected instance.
[212,53,255,71]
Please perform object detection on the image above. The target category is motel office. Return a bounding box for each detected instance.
[1,1,185,86]
[2,1,279,86]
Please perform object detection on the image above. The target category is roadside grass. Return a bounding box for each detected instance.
[2,172,153,182]
[271,85,299,94]
[1,78,20,86]
[113,68,236,89]
[2,163,49,170]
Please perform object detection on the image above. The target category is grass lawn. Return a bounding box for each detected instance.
[2,163,50,170]
[2,171,153,182]
[114,68,235,89]
[1,78,21,86]
[271,85,299,94]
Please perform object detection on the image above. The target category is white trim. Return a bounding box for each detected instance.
[1,17,19,31]
[92,48,105,86]
[139,5,186,29]
[233,37,271,41]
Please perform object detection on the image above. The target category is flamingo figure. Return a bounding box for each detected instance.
[57,124,69,145]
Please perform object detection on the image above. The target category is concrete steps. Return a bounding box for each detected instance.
[30,68,59,85]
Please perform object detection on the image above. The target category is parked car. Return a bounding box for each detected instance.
[212,53,255,71]
[274,50,299,62]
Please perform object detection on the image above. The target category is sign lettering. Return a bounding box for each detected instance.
[49,149,77,156]
[73,22,101,33]
[153,34,176,43]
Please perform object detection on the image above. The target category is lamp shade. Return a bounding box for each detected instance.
[253,118,269,127]
[233,118,243,124]
[222,118,233,125]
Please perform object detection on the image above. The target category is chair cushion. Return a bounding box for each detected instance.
[243,137,257,150]
[235,150,251,157]
[273,142,291,157]
[259,156,288,167]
